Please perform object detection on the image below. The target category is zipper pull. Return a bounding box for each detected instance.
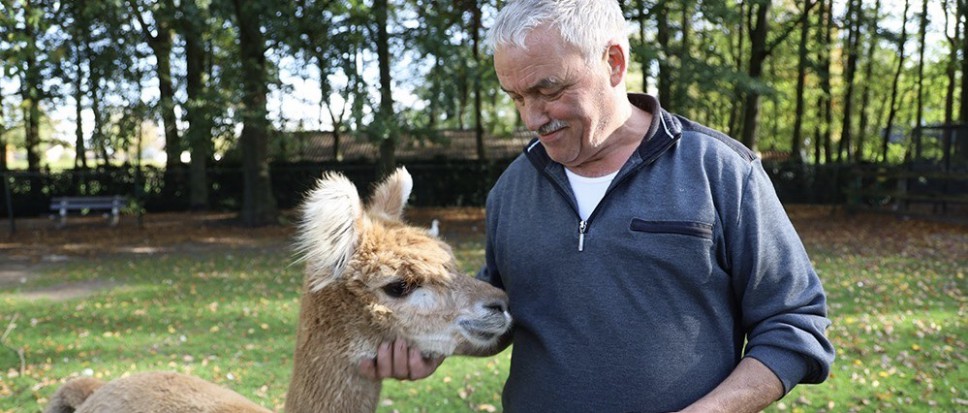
[578,220,587,252]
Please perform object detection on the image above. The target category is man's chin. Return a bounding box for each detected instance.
[544,147,579,166]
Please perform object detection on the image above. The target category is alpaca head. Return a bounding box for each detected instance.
[296,167,511,360]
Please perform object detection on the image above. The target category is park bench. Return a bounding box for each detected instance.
[50,196,127,227]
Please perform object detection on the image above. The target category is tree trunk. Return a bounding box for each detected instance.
[233,0,278,226]
[677,1,692,112]
[812,0,834,164]
[636,0,649,92]
[839,0,861,163]
[351,45,366,134]
[0,88,5,172]
[129,0,182,191]
[183,2,211,211]
[73,43,88,170]
[791,1,813,164]
[942,1,960,171]
[89,83,110,166]
[472,1,485,160]
[375,0,397,178]
[21,1,41,175]
[740,1,770,152]
[328,109,344,162]
[655,0,673,109]
[457,36,468,130]
[942,0,960,130]
[856,0,882,162]
[728,1,746,138]
[319,59,346,162]
[961,0,968,122]
[156,42,179,169]
[0,112,5,172]
[24,81,41,173]
[915,0,929,132]
[89,62,109,166]
[428,54,440,131]
[882,0,912,162]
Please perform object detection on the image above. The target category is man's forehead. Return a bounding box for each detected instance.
[499,77,563,95]
[494,42,581,91]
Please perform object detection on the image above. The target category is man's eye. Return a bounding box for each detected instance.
[542,89,563,99]
[382,280,417,298]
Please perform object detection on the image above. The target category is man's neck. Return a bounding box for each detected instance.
[567,104,654,178]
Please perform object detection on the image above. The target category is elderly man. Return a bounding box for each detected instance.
[362,1,835,412]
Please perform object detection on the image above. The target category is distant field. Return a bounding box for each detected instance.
[4,158,166,172]
[0,206,964,412]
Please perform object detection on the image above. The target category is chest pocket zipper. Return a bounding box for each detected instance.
[629,219,714,239]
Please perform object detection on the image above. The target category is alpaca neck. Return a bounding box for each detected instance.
[284,287,382,413]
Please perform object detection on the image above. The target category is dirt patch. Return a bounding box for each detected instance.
[0,211,297,299]
[0,209,486,301]
[0,254,120,301]
[0,262,33,286]
[0,211,294,262]
[14,279,120,302]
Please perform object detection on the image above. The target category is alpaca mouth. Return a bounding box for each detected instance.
[458,313,511,344]
[420,350,446,359]
[464,327,498,342]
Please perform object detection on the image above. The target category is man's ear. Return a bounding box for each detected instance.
[605,42,627,87]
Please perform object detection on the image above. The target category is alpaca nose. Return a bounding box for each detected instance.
[483,300,508,315]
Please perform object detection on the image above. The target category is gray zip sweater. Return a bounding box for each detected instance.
[478,94,834,412]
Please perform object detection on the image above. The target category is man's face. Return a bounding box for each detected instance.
[494,26,616,168]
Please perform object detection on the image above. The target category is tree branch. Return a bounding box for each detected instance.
[126,0,158,43]
[1,313,25,377]
[942,0,960,44]
[765,0,818,56]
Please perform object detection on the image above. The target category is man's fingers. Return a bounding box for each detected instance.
[407,347,443,380]
[392,338,411,379]
[407,347,426,379]
[362,339,444,381]
[375,342,393,379]
[359,357,377,380]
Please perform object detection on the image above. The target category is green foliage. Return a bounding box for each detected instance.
[0,0,964,173]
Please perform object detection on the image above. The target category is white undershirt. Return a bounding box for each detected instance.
[565,169,618,221]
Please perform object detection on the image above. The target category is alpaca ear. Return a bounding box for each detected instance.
[368,166,413,221]
[296,172,362,291]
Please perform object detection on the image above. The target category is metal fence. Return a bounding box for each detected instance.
[3,160,965,222]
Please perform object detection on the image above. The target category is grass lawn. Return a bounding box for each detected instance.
[0,206,964,412]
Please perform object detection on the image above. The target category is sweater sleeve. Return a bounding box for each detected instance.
[728,159,835,395]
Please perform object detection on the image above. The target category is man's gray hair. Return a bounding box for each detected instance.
[486,0,629,64]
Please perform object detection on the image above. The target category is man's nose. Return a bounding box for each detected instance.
[521,99,549,132]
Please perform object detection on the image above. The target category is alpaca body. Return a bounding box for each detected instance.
[47,372,271,413]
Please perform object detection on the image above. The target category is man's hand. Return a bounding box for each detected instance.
[359,338,445,381]
[672,357,784,413]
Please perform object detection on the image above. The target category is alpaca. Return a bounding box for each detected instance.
[44,167,512,413]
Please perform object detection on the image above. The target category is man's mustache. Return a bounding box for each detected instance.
[537,120,568,135]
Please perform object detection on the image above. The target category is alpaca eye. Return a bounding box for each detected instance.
[382,280,416,298]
